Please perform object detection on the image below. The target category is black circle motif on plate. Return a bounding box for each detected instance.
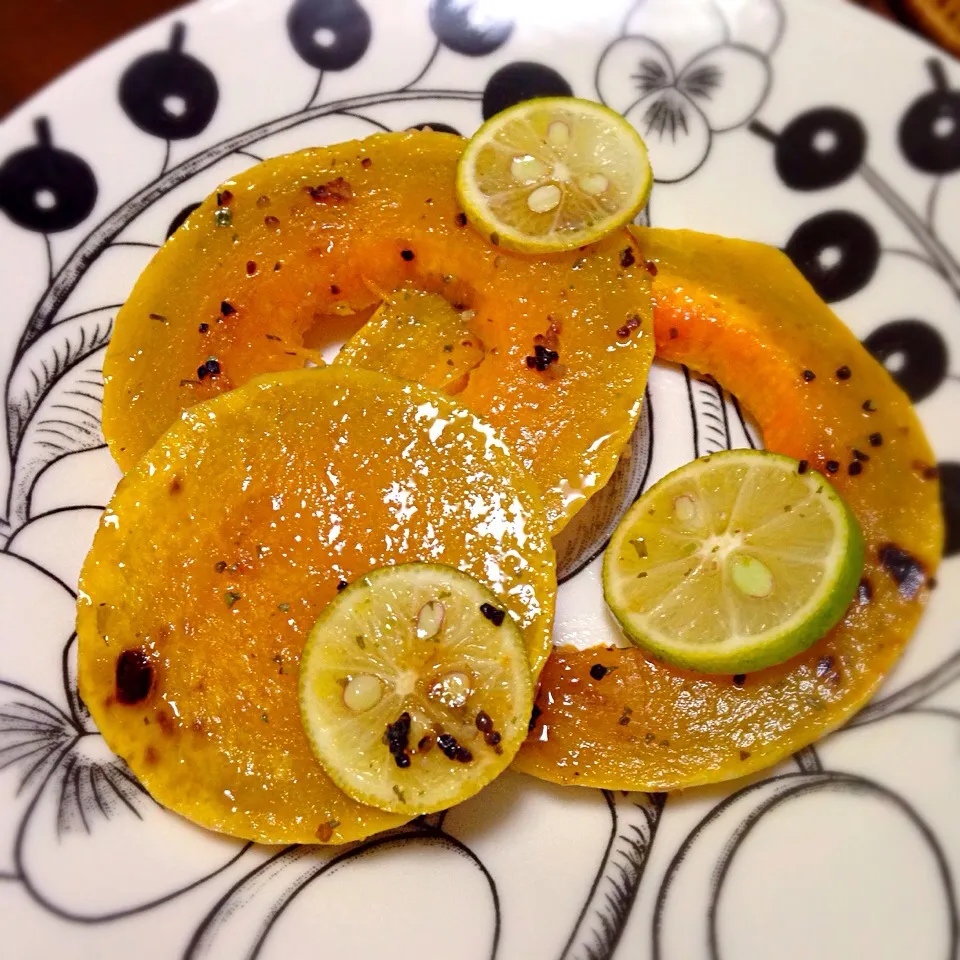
[167,201,203,238]
[862,319,949,403]
[774,107,866,191]
[785,210,880,303]
[0,118,97,233]
[939,462,960,557]
[119,23,218,140]
[410,122,463,136]
[899,59,960,175]
[482,62,573,120]
[287,0,372,71]
[429,0,514,57]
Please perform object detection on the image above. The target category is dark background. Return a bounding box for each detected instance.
[0,0,939,119]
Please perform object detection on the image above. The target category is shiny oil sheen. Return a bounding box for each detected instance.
[100,131,655,534]
[515,228,944,791]
[78,367,555,843]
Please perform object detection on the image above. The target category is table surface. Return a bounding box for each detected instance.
[0,0,939,119]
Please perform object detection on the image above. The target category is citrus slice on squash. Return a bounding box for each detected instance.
[456,97,652,253]
[515,227,943,792]
[101,131,655,534]
[603,450,865,674]
[299,563,533,815]
[78,367,555,844]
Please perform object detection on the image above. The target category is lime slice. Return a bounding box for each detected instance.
[299,563,533,814]
[456,97,651,253]
[603,450,865,674]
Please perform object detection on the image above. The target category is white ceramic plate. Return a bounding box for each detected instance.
[0,1,958,957]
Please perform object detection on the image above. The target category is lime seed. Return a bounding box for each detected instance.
[343,674,383,713]
[731,555,775,598]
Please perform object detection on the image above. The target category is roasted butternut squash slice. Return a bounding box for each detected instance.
[102,131,655,533]
[79,367,555,843]
[515,228,943,791]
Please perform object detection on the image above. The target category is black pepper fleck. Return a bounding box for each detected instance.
[305,177,353,204]
[848,461,863,476]
[526,343,560,370]
[733,674,746,687]
[869,432,883,447]
[797,459,809,475]
[619,247,636,268]
[437,733,459,760]
[330,284,340,295]
[863,400,876,412]
[336,580,349,592]
[825,460,840,474]
[853,449,870,462]
[115,649,153,705]
[645,261,658,276]
[616,314,643,341]
[529,704,542,732]
[590,664,609,681]
[400,249,415,261]
[878,544,927,600]
[197,358,220,380]
[836,365,852,380]
[455,212,467,227]
[246,260,257,276]
[220,300,236,316]
[479,602,505,626]
[802,369,816,382]
[385,712,412,767]
[198,323,209,334]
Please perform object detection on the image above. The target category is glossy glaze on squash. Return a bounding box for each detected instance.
[515,228,943,791]
[102,131,655,533]
[79,367,555,843]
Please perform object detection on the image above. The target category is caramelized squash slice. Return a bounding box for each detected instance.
[79,367,555,843]
[515,228,943,791]
[102,131,654,533]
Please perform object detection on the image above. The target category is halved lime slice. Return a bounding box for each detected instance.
[456,97,651,253]
[299,563,532,814]
[603,450,865,674]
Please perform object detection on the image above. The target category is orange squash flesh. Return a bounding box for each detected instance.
[102,131,655,534]
[79,367,556,843]
[515,228,944,791]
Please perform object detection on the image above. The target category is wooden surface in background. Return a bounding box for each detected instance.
[0,0,188,118]
[0,0,941,119]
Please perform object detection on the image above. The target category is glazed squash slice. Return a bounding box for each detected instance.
[515,228,944,791]
[102,131,655,534]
